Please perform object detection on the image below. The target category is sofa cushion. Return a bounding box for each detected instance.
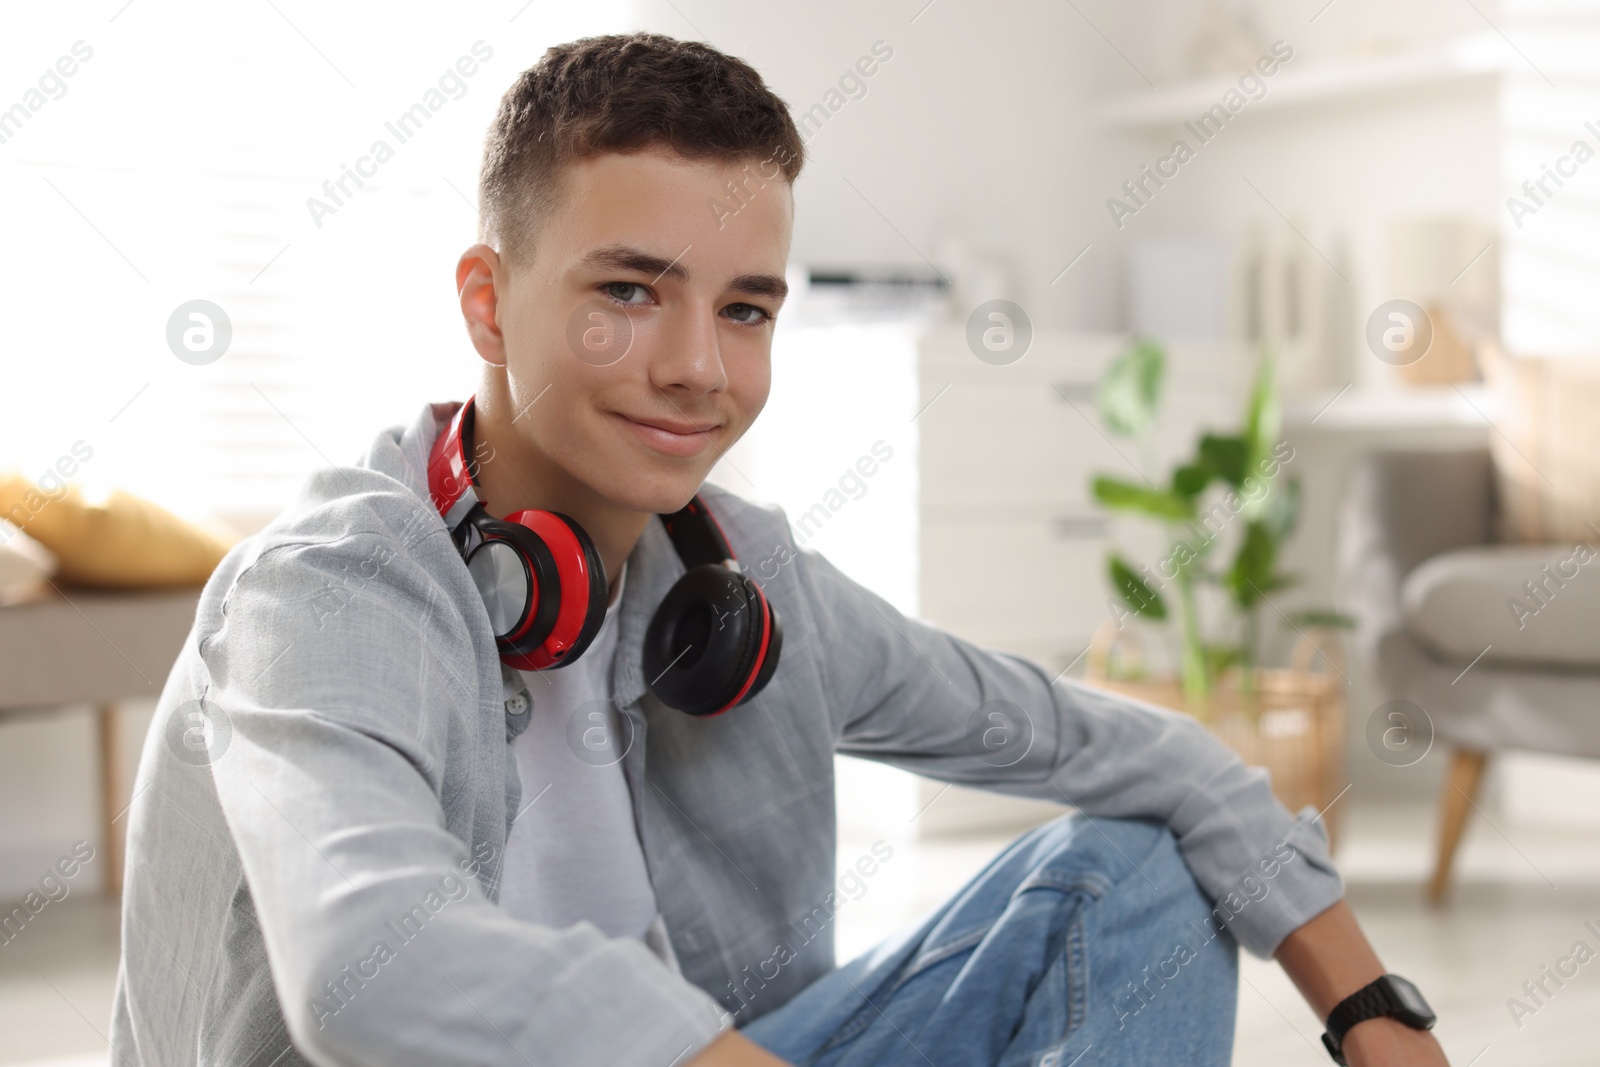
[1484,343,1600,544]
[0,471,235,588]
[1403,544,1600,669]
[0,520,57,605]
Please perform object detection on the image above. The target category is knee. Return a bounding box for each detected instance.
[1033,814,1175,886]
[1135,825,1238,947]
[1086,821,1241,972]
[1004,817,1203,917]
[1102,837,1240,1032]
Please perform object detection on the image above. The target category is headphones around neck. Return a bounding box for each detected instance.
[426,397,782,717]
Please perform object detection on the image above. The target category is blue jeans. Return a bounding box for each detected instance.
[739,814,1239,1067]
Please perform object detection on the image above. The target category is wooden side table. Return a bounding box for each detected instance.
[0,586,201,894]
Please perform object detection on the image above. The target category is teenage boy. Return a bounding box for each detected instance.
[112,32,1448,1067]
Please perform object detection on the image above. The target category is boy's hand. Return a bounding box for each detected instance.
[688,1031,795,1067]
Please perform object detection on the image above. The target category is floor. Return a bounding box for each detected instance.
[4,798,1598,1066]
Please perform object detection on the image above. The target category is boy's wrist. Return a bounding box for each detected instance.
[1275,901,1386,1019]
[687,1030,795,1067]
[1338,1017,1449,1066]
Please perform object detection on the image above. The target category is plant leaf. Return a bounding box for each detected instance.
[1261,476,1301,543]
[1259,572,1298,593]
[1092,476,1194,521]
[1242,349,1281,476]
[1224,521,1276,607]
[1171,463,1212,498]
[1285,608,1356,629]
[1198,434,1248,487]
[1097,338,1165,437]
[1109,555,1167,620]
[1203,643,1243,677]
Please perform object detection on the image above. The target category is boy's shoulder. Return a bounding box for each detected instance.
[198,410,469,646]
[193,460,482,701]
[231,404,453,572]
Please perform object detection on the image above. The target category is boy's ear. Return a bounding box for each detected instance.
[457,244,507,367]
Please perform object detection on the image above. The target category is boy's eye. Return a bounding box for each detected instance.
[603,282,651,305]
[725,302,769,325]
[601,283,770,325]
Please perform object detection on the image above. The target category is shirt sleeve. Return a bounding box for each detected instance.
[203,531,732,1066]
[794,541,1344,958]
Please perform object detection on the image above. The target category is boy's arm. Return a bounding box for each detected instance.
[203,532,730,1065]
[790,545,1453,1060]
[791,540,1343,958]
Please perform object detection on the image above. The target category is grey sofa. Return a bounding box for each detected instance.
[1339,447,1600,901]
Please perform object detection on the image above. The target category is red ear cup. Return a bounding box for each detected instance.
[643,564,782,717]
[495,509,609,671]
[431,398,612,673]
[464,517,563,651]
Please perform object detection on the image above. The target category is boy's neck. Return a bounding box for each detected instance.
[469,379,648,601]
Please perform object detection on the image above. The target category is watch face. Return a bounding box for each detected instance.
[1385,976,1436,1027]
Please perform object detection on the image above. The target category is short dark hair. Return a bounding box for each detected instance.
[478,33,805,266]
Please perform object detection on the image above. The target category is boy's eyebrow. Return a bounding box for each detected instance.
[578,244,788,301]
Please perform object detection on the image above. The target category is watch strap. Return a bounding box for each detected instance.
[1320,975,1430,1065]
[1327,979,1400,1041]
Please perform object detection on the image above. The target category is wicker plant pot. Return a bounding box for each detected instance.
[1082,622,1347,848]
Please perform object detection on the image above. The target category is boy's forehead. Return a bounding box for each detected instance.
[545,147,793,272]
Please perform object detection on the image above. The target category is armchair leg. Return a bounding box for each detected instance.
[1427,749,1489,905]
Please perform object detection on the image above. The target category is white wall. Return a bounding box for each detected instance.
[1092,0,1503,395]
[1498,1,1600,354]
[631,0,1151,332]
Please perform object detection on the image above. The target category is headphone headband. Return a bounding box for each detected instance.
[426,399,481,531]
[659,494,736,570]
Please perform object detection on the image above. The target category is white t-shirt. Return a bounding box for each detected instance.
[498,563,675,964]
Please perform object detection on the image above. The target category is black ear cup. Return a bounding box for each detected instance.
[466,517,562,650]
[643,564,780,716]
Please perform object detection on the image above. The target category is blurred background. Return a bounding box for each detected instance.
[3,0,1599,1063]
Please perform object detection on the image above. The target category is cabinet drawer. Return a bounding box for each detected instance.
[918,379,1125,509]
[919,519,1112,650]
[916,330,1253,511]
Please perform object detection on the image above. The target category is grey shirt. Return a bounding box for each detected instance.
[110,400,1343,1067]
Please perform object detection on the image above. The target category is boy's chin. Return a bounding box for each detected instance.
[597,470,709,517]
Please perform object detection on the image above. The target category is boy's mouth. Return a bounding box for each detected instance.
[612,411,721,457]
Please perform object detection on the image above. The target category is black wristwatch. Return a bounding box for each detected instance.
[1321,974,1436,1065]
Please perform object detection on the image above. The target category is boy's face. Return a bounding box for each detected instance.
[460,145,793,515]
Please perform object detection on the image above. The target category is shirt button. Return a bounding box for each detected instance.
[505,692,530,716]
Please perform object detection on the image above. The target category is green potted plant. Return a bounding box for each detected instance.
[1087,337,1348,719]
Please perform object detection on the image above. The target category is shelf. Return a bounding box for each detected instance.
[1094,34,1506,130]
[1283,383,1497,432]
